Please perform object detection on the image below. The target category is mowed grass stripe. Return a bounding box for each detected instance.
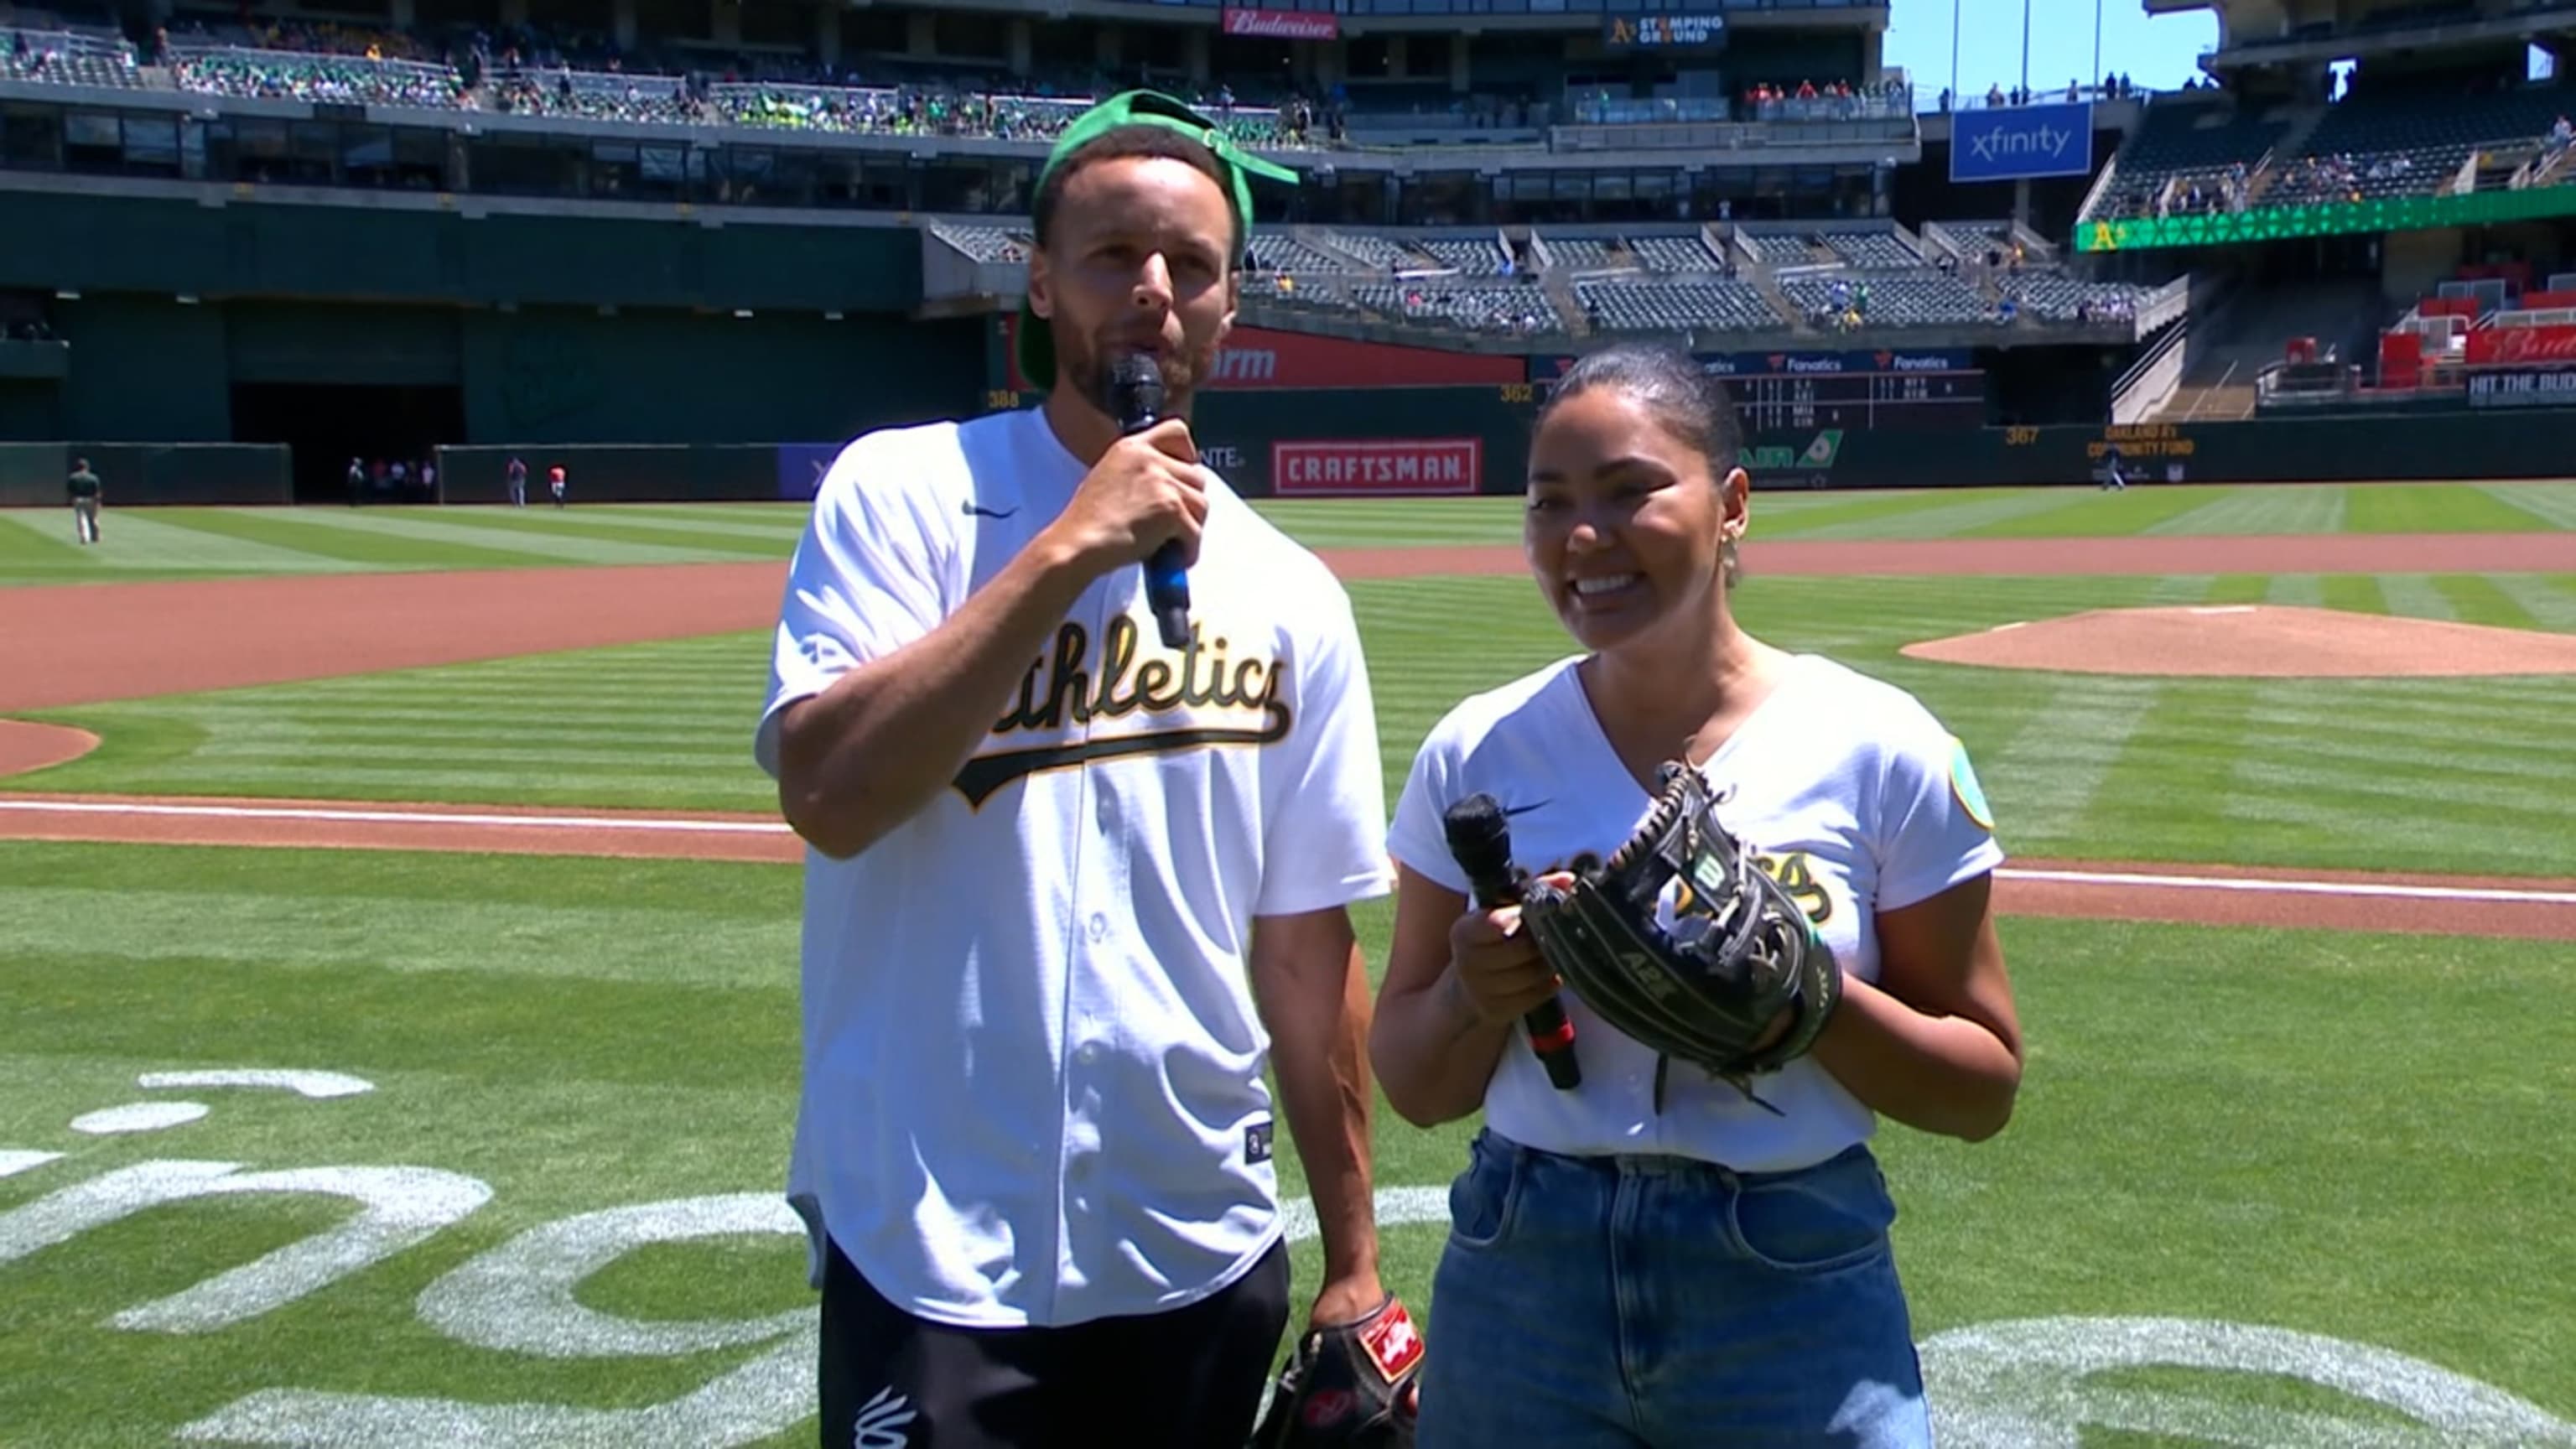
[414,507,802,559]
[2265,574,2328,607]
[1765,487,2097,541]
[2476,480,2576,530]
[468,504,813,541]
[2067,676,2262,863]
[2143,485,2348,537]
[2485,574,2576,631]
[1959,486,2224,538]
[0,884,798,992]
[1981,676,2163,839]
[263,506,739,567]
[2343,482,2556,534]
[2372,573,2458,622]
[2317,574,2386,616]
[3,508,356,577]
[156,507,551,572]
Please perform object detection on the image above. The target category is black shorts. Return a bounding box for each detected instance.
[818,1233,1291,1449]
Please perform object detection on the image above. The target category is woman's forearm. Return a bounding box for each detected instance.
[1809,974,2022,1141]
[1368,966,1514,1129]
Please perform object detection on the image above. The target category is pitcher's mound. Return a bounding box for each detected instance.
[1902,605,2576,678]
[0,719,101,779]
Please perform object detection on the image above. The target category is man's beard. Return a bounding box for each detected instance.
[1062,325,1218,418]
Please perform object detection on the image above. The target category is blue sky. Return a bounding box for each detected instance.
[1883,0,2221,100]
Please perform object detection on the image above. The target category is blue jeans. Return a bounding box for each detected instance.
[1415,1130,1931,1449]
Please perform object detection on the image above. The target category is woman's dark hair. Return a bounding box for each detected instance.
[1535,340,1750,584]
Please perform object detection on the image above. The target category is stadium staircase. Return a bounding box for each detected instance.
[2153,277,2384,421]
[1740,252,1804,334]
[2240,106,2329,205]
[1542,267,1590,337]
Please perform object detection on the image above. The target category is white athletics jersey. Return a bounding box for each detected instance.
[1385,652,2002,1172]
[755,404,1391,1330]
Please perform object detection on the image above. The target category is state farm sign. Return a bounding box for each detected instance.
[1273,439,1483,497]
[1223,7,1337,39]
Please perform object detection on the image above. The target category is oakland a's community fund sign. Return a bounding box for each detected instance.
[3,1070,2570,1446]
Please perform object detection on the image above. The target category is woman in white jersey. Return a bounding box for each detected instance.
[1370,341,2025,1448]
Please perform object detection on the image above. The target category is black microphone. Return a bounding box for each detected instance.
[1107,352,1192,651]
[1441,793,1581,1092]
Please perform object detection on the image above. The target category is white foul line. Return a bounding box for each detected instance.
[0,798,789,836]
[2,797,2573,907]
[1997,866,2576,907]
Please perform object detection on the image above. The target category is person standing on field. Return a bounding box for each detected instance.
[754,89,1410,1449]
[66,456,101,543]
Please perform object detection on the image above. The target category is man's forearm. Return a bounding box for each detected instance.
[776,534,1091,859]
[1256,919,1379,1287]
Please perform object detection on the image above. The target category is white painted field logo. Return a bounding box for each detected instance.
[4,1068,2572,1446]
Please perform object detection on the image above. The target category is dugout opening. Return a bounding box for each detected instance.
[231,382,468,504]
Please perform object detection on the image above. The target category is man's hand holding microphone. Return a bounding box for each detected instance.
[1035,353,1208,647]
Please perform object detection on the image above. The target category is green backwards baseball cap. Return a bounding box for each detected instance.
[1016,89,1301,393]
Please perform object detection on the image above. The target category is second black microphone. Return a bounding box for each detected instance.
[1441,793,1581,1091]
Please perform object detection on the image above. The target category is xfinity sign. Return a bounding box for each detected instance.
[1950,101,2095,184]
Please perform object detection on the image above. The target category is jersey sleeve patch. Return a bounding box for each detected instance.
[1947,734,1995,832]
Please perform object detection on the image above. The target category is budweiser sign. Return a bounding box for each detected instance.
[1222,7,1337,39]
[1273,439,1483,497]
[2467,323,2576,367]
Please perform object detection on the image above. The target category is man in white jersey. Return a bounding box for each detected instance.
[755,91,1400,1448]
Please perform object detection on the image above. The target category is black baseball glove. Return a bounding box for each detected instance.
[1249,1294,1423,1448]
[1518,761,1842,1113]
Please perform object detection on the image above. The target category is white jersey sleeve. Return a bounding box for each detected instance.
[754,432,960,781]
[1872,713,2006,912]
[1254,582,1394,917]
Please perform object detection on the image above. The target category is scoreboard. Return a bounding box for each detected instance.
[1730,368,1987,432]
[1531,348,1988,432]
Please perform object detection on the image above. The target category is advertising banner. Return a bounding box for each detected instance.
[1950,101,2096,184]
[2465,324,2576,367]
[1001,316,1525,392]
[1603,13,1725,46]
[2467,365,2576,409]
[1271,439,1483,496]
[1221,8,1337,39]
[1530,349,1972,382]
[776,442,841,501]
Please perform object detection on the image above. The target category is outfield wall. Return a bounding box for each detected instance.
[0,442,291,506]
[22,402,2576,506]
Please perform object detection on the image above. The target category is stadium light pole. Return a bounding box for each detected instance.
[2022,0,2032,98]
[1951,0,1961,106]
[2096,0,2105,94]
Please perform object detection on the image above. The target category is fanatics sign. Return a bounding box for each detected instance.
[1272,439,1483,496]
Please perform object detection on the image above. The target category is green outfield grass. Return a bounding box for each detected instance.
[1,842,2569,1446]
[13,569,2575,877]
[3,479,2573,587]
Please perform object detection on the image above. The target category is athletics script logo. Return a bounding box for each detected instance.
[5,1071,2572,1446]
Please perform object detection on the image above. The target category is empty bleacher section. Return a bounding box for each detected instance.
[2262,82,2573,205]
[1351,283,1555,335]
[1572,280,1780,335]
[1780,271,1991,329]
[1999,271,2150,325]
[2088,96,2295,221]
